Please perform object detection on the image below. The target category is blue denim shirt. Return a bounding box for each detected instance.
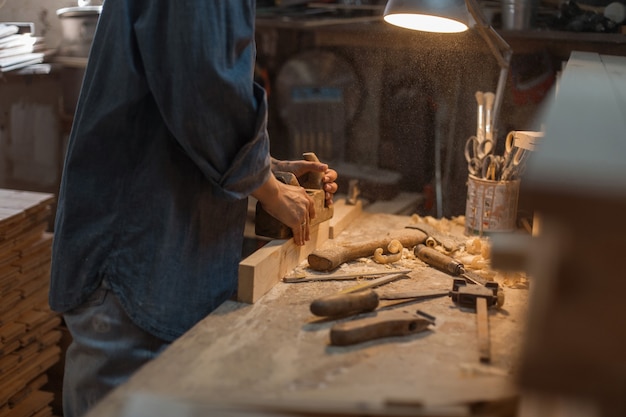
[49,0,271,342]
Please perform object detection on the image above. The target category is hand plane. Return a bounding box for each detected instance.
[255,152,334,239]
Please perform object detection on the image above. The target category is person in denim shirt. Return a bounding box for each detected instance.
[49,2,338,416]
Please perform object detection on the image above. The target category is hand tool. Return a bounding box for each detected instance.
[329,310,435,346]
[310,278,448,318]
[450,278,499,363]
[377,289,451,301]
[464,135,494,177]
[475,90,485,143]
[500,132,531,181]
[309,273,410,318]
[310,289,380,317]
[308,228,427,271]
[337,272,409,294]
[255,152,334,239]
[484,92,495,142]
[481,154,504,181]
[414,244,504,307]
[282,269,411,283]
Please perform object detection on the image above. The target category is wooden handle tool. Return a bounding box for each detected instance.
[310,289,379,317]
[308,228,427,271]
[415,244,504,307]
[329,311,434,346]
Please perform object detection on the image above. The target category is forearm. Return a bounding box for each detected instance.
[251,174,280,204]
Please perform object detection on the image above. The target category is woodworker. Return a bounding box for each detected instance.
[48,2,338,417]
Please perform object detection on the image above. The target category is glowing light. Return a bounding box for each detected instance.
[384,13,468,33]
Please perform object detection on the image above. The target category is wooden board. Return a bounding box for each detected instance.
[237,198,362,303]
[237,220,329,304]
[0,189,60,415]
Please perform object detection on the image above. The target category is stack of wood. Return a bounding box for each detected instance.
[0,189,61,417]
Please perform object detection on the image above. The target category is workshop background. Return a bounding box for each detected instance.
[1,0,625,417]
[3,0,625,217]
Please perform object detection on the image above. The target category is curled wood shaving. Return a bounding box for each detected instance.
[373,239,403,264]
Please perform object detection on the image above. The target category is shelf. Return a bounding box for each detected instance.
[257,18,626,56]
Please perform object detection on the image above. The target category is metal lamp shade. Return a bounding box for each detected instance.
[383,0,470,33]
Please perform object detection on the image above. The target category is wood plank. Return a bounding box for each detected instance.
[0,350,20,374]
[2,390,53,417]
[0,345,60,405]
[238,220,330,303]
[0,189,55,212]
[238,197,363,303]
[7,374,48,408]
[1,287,49,327]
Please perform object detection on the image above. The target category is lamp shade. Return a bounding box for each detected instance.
[383,0,470,33]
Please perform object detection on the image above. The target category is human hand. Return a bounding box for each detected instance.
[271,158,339,206]
[252,175,315,246]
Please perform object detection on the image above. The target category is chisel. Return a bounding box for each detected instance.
[414,244,504,307]
[310,287,449,318]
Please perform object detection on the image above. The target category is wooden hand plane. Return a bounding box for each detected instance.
[255,152,334,239]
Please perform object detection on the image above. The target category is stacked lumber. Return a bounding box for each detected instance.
[0,189,60,417]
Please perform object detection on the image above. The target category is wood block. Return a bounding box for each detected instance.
[15,231,51,258]
[0,321,26,343]
[0,209,26,241]
[2,390,53,417]
[0,251,20,270]
[38,330,62,350]
[19,316,61,347]
[0,289,49,327]
[16,310,50,331]
[0,345,60,405]
[30,405,53,417]
[0,338,21,356]
[8,374,48,408]
[238,220,330,304]
[0,350,20,374]
[328,198,362,239]
[0,189,55,208]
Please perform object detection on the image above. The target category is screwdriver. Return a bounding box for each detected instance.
[414,244,504,308]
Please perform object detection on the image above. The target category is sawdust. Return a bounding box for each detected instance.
[286,213,530,290]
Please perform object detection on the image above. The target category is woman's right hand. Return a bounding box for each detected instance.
[252,175,315,246]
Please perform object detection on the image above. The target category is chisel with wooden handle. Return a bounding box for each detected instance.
[310,284,449,318]
[414,244,505,307]
[329,310,435,346]
[310,290,380,317]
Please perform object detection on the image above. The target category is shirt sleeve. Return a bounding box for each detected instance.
[132,0,270,199]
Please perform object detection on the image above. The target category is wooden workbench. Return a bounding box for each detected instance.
[85,211,529,417]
